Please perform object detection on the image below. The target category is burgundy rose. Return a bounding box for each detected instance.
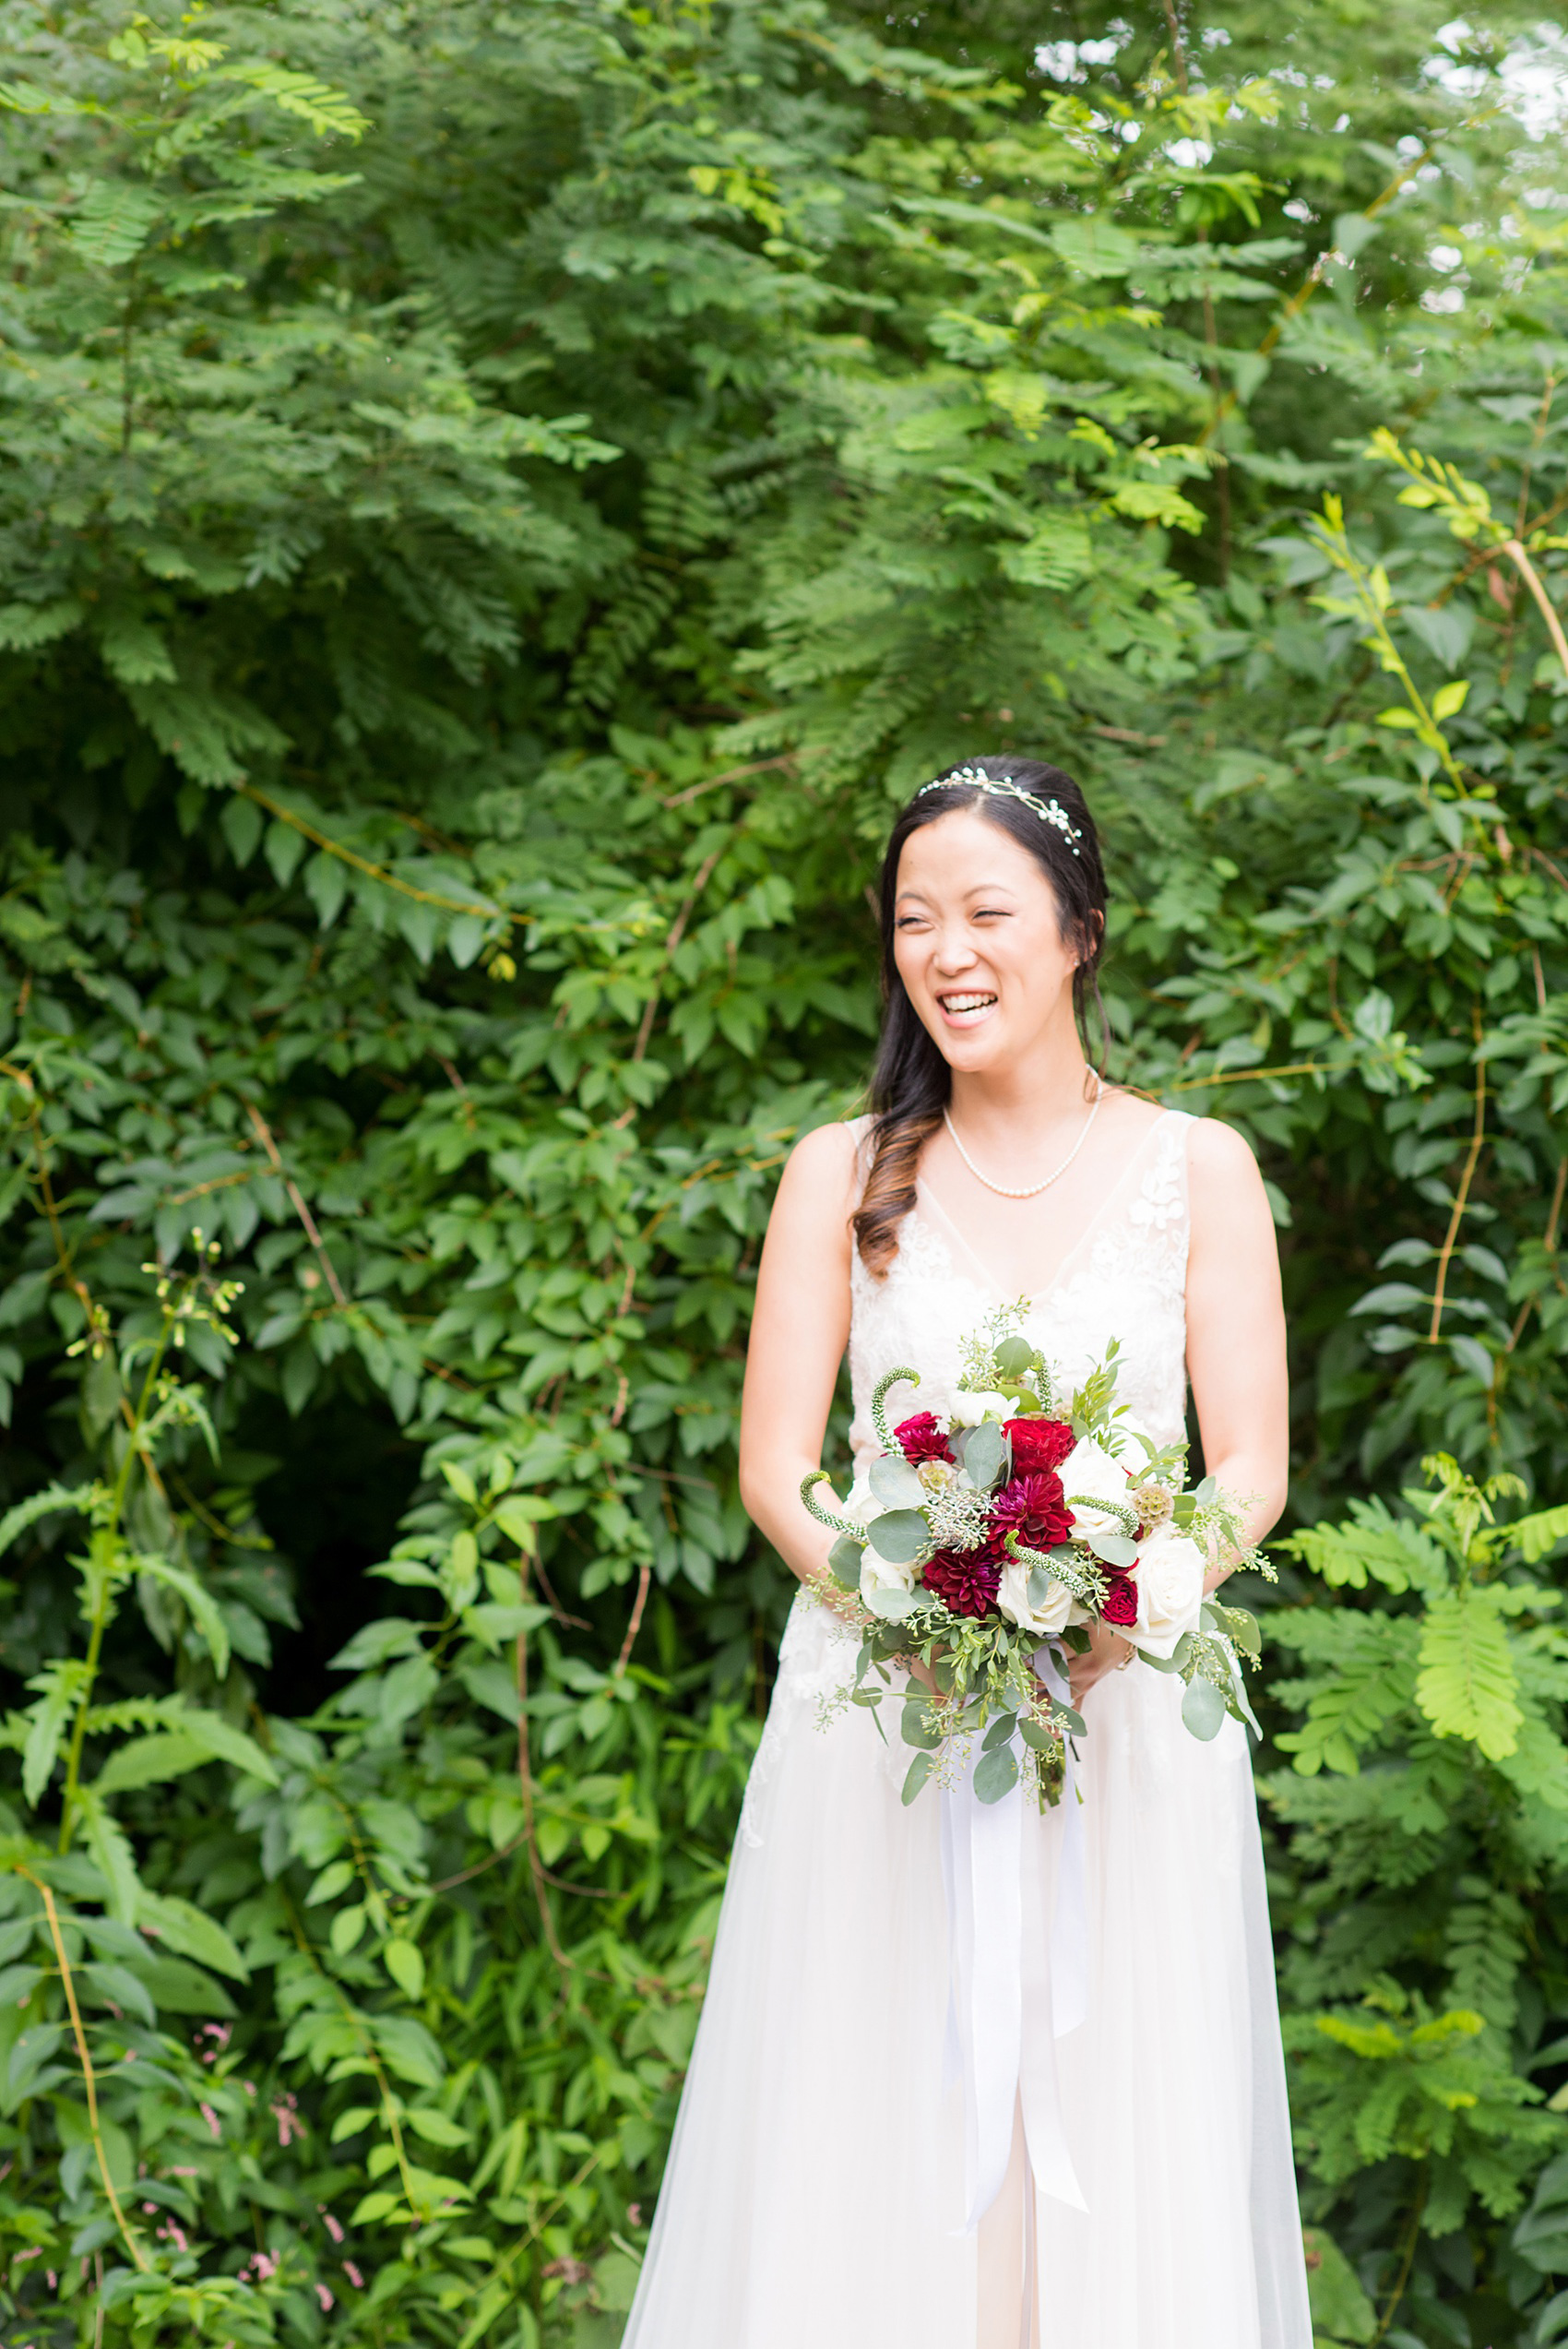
[895,1412,954,1465]
[1101,1572,1138,1628]
[922,1549,1002,1618]
[1004,1417,1075,1475]
[987,1472,1073,1556]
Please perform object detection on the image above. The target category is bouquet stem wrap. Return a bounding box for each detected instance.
[941,1644,1087,2231]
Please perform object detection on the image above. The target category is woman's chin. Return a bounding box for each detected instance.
[931,1019,1011,1070]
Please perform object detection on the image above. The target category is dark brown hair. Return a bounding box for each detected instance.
[851,757,1109,1276]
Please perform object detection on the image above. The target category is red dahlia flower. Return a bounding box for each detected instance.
[1101,1573,1138,1627]
[987,1472,1073,1556]
[895,1412,953,1464]
[1004,1417,1075,1474]
[923,1549,1002,1618]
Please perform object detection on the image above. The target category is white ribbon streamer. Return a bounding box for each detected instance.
[940,1657,1089,2233]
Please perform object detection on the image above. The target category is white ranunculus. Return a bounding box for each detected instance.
[950,1388,1013,1426]
[1126,1526,1206,1659]
[996,1559,1075,1637]
[1057,1434,1131,1533]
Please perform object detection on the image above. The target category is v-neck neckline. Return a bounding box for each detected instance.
[912,1111,1175,1306]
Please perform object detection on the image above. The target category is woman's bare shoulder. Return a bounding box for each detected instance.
[1185,1113,1261,1179]
[1099,1087,1167,1143]
[1184,1115,1269,1222]
[774,1119,862,1218]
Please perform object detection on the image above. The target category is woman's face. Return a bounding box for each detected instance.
[892,809,1080,1075]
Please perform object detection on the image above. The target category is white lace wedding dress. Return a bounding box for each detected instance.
[623,1113,1313,2349]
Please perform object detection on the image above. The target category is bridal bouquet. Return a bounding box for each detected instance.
[801,1306,1269,1807]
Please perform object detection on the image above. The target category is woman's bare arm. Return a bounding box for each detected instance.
[1184,1116,1289,1590]
[738,1122,860,1592]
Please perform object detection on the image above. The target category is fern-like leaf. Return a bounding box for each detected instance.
[1283,1496,1446,1598]
[1416,1591,1522,1760]
[1510,1501,1568,1566]
[66,179,161,268]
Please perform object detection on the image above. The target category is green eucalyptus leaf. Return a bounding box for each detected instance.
[965,1422,1008,1490]
[866,1508,930,1565]
[870,1454,927,1508]
[1182,1676,1229,1741]
[973,1741,1020,1803]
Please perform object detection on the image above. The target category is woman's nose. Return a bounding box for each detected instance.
[932,930,979,972]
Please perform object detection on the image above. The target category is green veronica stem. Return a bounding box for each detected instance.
[1065,1494,1141,1540]
[799,1471,863,1541]
[870,1365,920,1454]
[1005,1534,1103,1606]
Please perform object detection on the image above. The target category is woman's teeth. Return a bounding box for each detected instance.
[940,993,996,1016]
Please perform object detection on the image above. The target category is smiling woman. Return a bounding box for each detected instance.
[624,758,1304,2349]
[855,757,1111,1273]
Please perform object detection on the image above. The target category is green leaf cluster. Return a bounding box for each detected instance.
[0,0,1566,2343]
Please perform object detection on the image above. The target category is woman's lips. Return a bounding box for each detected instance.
[936,991,998,1026]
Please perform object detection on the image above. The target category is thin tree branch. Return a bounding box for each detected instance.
[16,1867,149,2273]
[614,1564,653,1677]
[1501,537,1568,679]
[1429,1027,1487,1346]
[244,1105,348,1306]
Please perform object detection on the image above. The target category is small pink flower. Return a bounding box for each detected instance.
[142,2202,157,2215]
[46,2272,55,2290]
[343,2262,364,2289]
[170,2166,198,2177]
[157,2222,189,2253]
[200,2105,220,2140]
[315,2285,334,2312]
[318,2208,344,2244]
[272,2093,303,2148]
[13,2248,40,2265]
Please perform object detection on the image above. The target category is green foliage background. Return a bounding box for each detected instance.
[3,0,1568,2343]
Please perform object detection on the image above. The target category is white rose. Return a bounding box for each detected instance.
[842,1473,881,1530]
[1057,1435,1131,1534]
[860,1542,918,1601]
[996,1559,1075,1637]
[950,1389,1013,1427]
[1126,1526,1206,1659]
[839,1475,920,1598]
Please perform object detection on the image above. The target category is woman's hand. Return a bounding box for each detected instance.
[1069,1620,1134,1704]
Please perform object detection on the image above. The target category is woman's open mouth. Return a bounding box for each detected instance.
[936,991,998,1027]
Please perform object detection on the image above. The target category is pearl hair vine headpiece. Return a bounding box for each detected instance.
[914,766,1084,856]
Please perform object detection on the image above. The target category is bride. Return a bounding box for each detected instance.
[623,757,1313,2349]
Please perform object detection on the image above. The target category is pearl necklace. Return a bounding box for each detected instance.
[943,1075,1105,1199]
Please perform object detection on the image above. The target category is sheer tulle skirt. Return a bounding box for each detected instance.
[623,1594,1312,2349]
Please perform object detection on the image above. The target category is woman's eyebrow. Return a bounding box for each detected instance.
[895,879,1022,901]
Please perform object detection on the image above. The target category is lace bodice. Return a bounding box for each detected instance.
[848,1111,1194,1457]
